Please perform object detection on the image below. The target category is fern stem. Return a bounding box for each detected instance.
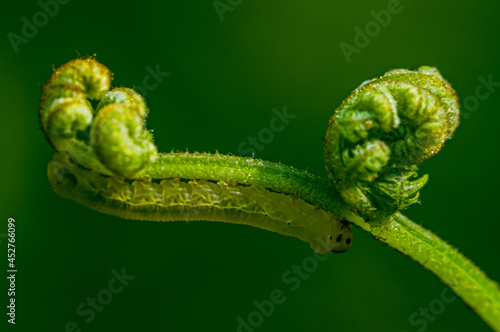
[367,212,500,331]
[142,152,500,330]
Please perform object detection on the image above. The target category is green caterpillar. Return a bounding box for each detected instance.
[48,152,352,254]
[39,58,353,254]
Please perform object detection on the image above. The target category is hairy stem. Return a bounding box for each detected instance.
[151,152,500,329]
[141,152,352,217]
[370,213,500,331]
[141,151,500,330]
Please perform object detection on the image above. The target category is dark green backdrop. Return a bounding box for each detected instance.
[1,1,499,331]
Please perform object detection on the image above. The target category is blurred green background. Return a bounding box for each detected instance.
[1,0,499,331]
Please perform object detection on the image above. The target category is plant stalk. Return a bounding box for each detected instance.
[140,152,500,330]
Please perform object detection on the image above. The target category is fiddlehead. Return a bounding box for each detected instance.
[324,66,459,220]
[39,58,158,177]
[39,58,110,152]
[91,88,158,177]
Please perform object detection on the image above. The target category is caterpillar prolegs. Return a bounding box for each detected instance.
[48,153,352,254]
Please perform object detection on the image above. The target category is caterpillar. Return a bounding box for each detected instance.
[38,57,355,255]
[48,152,352,254]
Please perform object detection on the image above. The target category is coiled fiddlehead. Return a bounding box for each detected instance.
[91,88,158,177]
[39,58,157,178]
[324,66,459,220]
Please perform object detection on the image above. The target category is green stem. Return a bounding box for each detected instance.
[140,152,363,223]
[142,152,500,330]
[142,152,351,216]
[370,212,500,331]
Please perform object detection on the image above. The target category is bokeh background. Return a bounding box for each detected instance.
[1,1,500,331]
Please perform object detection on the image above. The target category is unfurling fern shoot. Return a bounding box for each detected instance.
[39,58,500,331]
[324,66,459,220]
